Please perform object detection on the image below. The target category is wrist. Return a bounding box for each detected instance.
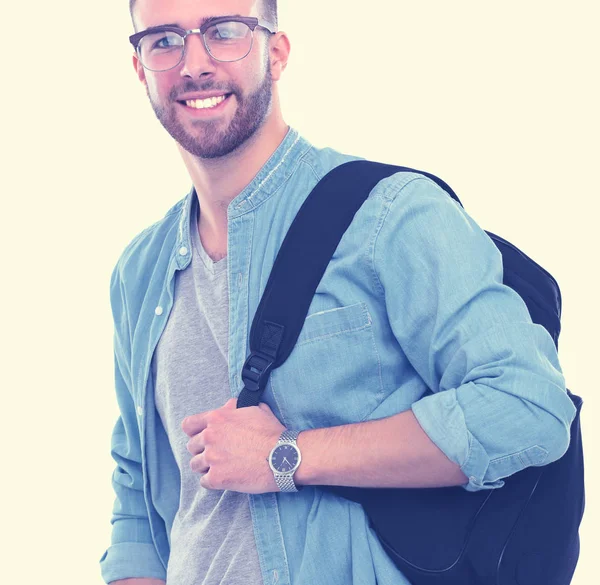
[294,429,318,486]
[269,429,305,491]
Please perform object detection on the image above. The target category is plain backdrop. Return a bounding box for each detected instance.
[2,1,597,584]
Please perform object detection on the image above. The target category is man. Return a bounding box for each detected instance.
[100,1,576,584]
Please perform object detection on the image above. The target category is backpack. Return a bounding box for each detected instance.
[237,160,585,585]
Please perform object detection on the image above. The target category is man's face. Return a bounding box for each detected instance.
[132,0,274,159]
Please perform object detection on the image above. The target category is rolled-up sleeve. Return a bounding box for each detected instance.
[373,175,577,491]
[99,264,167,583]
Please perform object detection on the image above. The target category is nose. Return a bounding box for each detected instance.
[179,32,217,79]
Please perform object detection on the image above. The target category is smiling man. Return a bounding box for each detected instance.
[100,1,576,584]
[129,0,289,261]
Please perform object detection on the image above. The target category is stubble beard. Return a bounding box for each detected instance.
[148,67,274,160]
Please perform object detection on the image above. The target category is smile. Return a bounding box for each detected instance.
[181,94,230,110]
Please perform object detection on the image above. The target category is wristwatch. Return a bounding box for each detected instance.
[268,429,303,492]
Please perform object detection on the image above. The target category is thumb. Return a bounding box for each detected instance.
[223,398,238,409]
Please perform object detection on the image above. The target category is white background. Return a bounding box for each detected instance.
[2,1,598,583]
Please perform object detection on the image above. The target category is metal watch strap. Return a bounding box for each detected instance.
[280,429,300,444]
[274,430,301,493]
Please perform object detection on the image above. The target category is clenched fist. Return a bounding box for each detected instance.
[182,398,287,494]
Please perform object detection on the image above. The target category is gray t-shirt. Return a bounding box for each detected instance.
[152,196,263,585]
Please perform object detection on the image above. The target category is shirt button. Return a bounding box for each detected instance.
[155,306,164,316]
[179,246,188,256]
[136,405,143,416]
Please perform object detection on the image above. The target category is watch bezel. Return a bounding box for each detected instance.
[268,442,302,475]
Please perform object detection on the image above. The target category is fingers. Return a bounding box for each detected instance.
[182,412,207,437]
[186,432,206,456]
[190,452,209,474]
[223,398,237,409]
[181,399,238,436]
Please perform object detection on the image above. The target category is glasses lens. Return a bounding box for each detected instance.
[204,21,253,62]
[138,31,185,71]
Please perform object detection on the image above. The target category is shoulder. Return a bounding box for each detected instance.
[110,194,188,295]
[298,144,455,208]
[297,142,363,182]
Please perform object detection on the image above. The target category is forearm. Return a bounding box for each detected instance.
[295,408,468,488]
[109,580,166,585]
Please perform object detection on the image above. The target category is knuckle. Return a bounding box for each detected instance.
[204,447,221,466]
[209,411,223,425]
[190,455,204,473]
[210,471,224,489]
[186,438,195,453]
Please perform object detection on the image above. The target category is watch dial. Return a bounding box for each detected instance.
[272,444,299,473]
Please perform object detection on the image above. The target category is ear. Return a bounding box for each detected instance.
[268,32,291,82]
[132,52,148,87]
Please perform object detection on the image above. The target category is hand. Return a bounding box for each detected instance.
[182,398,286,494]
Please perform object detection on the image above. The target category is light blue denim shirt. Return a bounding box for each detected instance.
[100,127,576,584]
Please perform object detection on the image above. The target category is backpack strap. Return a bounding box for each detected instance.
[237,161,457,408]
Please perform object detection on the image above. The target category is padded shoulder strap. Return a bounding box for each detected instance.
[237,160,456,407]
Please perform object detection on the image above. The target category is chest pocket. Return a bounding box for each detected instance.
[269,301,384,429]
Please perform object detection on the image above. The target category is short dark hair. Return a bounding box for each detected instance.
[129,0,278,28]
[262,0,278,28]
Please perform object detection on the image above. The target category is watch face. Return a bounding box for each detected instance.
[271,444,300,473]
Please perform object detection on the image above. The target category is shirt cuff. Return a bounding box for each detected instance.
[100,542,167,584]
[411,388,504,492]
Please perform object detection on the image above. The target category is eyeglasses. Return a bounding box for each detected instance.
[129,16,277,72]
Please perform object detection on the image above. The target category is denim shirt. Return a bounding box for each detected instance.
[100,127,576,585]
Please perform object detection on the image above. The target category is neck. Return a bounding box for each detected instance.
[179,108,289,243]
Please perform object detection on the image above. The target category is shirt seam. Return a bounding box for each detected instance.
[295,321,372,347]
[370,176,427,296]
[491,444,549,466]
[235,134,304,211]
[298,155,322,183]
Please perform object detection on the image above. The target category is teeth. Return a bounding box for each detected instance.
[185,95,227,109]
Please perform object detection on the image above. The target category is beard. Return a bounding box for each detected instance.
[147,67,273,160]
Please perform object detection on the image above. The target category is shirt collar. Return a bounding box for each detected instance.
[175,126,311,269]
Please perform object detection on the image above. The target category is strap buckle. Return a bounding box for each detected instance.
[241,351,275,392]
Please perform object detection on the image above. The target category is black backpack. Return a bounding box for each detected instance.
[237,160,585,585]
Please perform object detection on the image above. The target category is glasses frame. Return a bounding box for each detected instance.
[129,16,278,72]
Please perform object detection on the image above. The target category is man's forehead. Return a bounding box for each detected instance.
[133,0,262,29]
